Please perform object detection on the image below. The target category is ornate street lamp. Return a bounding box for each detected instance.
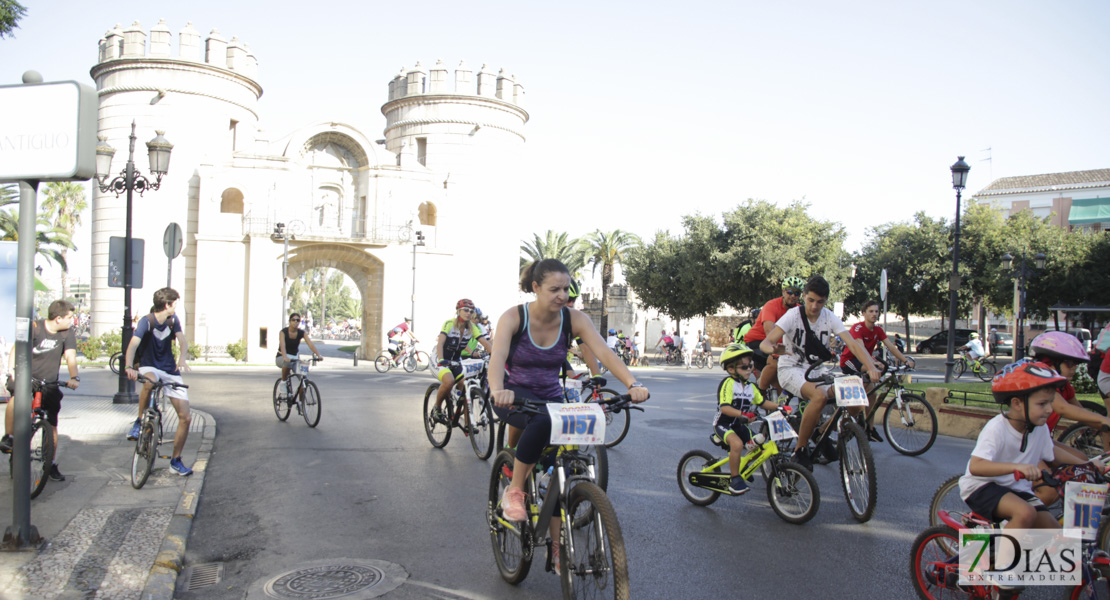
[944,156,970,383]
[95,120,172,403]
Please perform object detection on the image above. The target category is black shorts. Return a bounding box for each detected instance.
[714,423,752,445]
[964,482,1048,521]
[841,358,863,375]
[746,341,769,371]
[6,380,63,427]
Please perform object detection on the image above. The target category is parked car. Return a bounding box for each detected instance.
[990,332,1013,357]
[915,328,977,355]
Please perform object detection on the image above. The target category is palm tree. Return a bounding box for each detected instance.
[1,183,17,207]
[0,207,75,271]
[584,229,641,334]
[520,231,587,273]
[40,182,87,298]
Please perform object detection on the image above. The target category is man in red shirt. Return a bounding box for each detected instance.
[744,276,805,391]
[839,300,913,442]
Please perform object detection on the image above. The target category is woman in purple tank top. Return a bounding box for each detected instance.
[489,259,650,557]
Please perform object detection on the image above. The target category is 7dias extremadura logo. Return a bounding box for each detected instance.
[959,529,1081,587]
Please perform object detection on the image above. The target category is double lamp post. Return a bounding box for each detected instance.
[95,120,173,403]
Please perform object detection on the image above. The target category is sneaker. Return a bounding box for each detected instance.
[551,540,561,576]
[868,428,884,443]
[430,408,446,425]
[501,486,527,521]
[169,457,193,477]
[792,449,814,472]
[0,434,12,454]
[48,463,65,482]
[728,475,750,495]
[127,420,141,441]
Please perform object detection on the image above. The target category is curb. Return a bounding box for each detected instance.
[141,407,216,600]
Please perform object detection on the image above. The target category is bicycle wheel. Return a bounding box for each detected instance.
[489,449,532,584]
[109,351,124,375]
[28,420,55,499]
[496,421,508,451]
[131,419,156,489]
[414,351,432,372]
[272,378,290,421]
[975,360,997,382]
[423,383,452,448]
[766,459,820,524]
[301,381,322,427]
[838,420,877,523]
[928,475,964,550]
[882,392,938,456]
[374,353,392,373]
[559,481,630,600]
[592,388,631,448]
[468,388,494,460]
[677,449,720,507]
[953,359,965,379]
[1058,423,1105,459]
[909,525,970,600]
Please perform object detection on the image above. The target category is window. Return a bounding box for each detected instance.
[419,201,437,226]
[220,188,244,214]
[416,137,427,166]
[230,119,238,152]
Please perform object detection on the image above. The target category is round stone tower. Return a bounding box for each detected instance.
[88,20,262,337]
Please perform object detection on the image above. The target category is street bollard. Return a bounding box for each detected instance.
[353,351,358,367]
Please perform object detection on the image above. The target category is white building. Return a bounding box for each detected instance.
[88,20,527,361]
[973,168,1110,232]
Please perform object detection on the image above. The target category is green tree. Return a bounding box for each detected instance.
[584,229,641,334]
[287,269,360,325]
[520,231,587,273]
[1,183,17,206]
[0,0,26,39]
[40,182,87,299]
[625,224,720,323]
[0,207,75,270]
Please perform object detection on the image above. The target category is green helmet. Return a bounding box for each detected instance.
[783,276,806,290]
[719,343,754,370]
[568,279,580,300]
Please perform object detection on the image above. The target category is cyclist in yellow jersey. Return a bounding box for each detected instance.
[431,299,492,423]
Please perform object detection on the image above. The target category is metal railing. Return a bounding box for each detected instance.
[944,389,996,407]
[242,212,415,245]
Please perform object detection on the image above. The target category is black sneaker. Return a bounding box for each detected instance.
[0,434,12,454]
[868,428,884,443]
[728,476,750,495]
[48,464,65,481]
[792,449,813,472]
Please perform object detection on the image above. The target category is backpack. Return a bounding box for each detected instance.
[507,304,573,374]
[130,314,157,368]
[1097,324,1110,354]
[797,306,835,365]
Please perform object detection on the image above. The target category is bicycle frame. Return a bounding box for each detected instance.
[691,434,783,491]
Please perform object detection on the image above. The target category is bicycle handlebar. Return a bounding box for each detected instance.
[510,394,648,415]
[137,374,189,390]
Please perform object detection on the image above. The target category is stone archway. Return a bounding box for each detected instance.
[285,243,384,359]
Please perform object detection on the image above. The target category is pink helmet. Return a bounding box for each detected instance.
[1029,331,1088,364]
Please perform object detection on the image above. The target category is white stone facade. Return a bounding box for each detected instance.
[88,20,527,361]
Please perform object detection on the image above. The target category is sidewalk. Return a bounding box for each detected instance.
[0,368,214,600]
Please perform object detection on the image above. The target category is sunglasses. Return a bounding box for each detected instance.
[732,363,755,371]
[290,319,300,323]
[784,289,802,296]
[459,308,474,313]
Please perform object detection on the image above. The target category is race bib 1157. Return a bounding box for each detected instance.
[546,402,606,446]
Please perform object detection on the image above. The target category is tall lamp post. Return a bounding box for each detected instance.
[272,223,291,322]
[1001,251,1045,361]
[95,121,173,404]
[411,228,425,331]
[944,156,970,383]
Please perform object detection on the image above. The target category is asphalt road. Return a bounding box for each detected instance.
[169,348,999,600]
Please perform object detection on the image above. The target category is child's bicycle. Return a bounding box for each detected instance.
[912,464,1110,600]
[488,394,644,599]
[5,378,64,499]
[954,354,998,382]
[677,408,820,524]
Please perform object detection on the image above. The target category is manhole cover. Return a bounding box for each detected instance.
[258,560,406,600]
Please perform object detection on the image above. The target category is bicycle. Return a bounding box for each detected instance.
[5,379,63,499]
[1057,424,1110,460]
[272,355,323,427]
[566,375,632,449]
[788,360,879,522]
[833,360,938,456]
[677,408,821,524]
[954,354,998,382]
[423,356,495,460]
[374,341,430,373]
[131,374,190,489]
[912,465,1110,599]
[488,394,643,598]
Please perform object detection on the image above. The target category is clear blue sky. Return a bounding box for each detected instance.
[3,0,1108,280]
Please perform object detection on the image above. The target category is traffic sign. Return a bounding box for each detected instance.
[163,222,183,259]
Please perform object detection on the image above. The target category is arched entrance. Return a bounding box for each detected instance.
[285,243,384,358]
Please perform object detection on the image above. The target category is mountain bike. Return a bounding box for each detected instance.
[423,357,495,460]
[1058,424,1110,460]
[374,341,431,373]
[954,354,998,382]
[5,379,63,498]
[488,394,643,598]
[912,465,1110,600]
[273,355,323,427]
[844,360,938,456]
[567,375,631,449]
[132,375,189,489]
[677,408,820,524]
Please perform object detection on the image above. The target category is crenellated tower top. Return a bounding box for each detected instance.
[387,59,524,106]
[95,19,259,80]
